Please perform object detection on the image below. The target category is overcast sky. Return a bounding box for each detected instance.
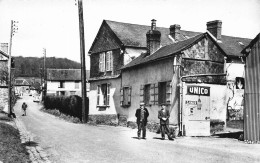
[0,0,259,69]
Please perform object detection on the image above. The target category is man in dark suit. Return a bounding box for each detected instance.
[135,102,149,139]
[158,104,174,140]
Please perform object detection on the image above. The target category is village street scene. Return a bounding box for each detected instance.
[0,0,260,163]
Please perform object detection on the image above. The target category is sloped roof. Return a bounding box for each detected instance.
[104,20,251,57]
[14,79,30,86]
[122,33,205,69]
[0,50,9,59]
[105,20,201,47]
[47,69,90,81]
[241,33,260,55]
[218,35,251,57]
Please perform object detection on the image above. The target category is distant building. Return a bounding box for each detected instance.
[88,19,251,136]
[0,49,15,111]
[46,69,89,96]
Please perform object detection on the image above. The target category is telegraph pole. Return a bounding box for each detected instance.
[43,48,47,100]
[8,20,18,116]
[77,0,87,123]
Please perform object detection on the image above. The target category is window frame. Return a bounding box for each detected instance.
[97,83,110,107]
[120,86,132,107]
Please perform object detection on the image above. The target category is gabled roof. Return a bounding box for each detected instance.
[241,33,260,55]
[14,79,30,86]
[47,69,90,81]
[122,33,206,69]
[93,20,251,57]
[105,20,201,48]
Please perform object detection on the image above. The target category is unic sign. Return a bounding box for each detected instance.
[187,85,210,96]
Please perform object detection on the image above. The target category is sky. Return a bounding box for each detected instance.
[0,0,259,70]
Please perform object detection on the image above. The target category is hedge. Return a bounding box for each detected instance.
[43,95,89,120]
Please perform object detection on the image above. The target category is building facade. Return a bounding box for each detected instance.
[88,19,251,136]
[46,69,89,97]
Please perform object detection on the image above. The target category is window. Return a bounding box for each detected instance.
[120,86,131,107]
[59,81,65,88]
[99,51,113,72]
[70,91,76,95]
[75,81,80,89]
[158,82,167,104]
[97,83,110,106]
[140,81,172,105]
[140,84,151,105]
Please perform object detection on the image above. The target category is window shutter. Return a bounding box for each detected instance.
[150,84,155,105]
[97,85,100,106]
[128,86,132,105]
[120,88,123,106]
[140,85,144,103]
[166,81,172,104]
[110,51,113,71]
[107,83,110,106]
[103,52,106,72]
[154,83,158,105]
[106,51,110,71]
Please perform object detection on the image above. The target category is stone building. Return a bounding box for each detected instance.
[88,19,251,135]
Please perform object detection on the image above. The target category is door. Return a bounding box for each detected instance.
[182,84,211,136]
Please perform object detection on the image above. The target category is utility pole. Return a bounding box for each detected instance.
[8,20,18,116]
[77,0,87,123]
[43,48,47,100]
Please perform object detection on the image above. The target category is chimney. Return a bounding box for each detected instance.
[206,20,222,40]
[0,43,8,54]
[170,24,181,40]
[146,19,161,55]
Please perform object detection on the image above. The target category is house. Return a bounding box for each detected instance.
[46,69,90,96]
[0,49,15,111]
[14,78,31,95]
[241,33,260,143]
[88,19,251,136]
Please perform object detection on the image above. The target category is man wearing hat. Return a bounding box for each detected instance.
[135,102,149,139]
[158,104,174,140]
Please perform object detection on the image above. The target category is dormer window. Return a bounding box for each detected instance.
[99,51,113,72]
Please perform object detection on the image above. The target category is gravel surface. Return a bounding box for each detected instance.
[14,95,260,163]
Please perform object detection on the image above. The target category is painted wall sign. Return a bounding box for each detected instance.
[185,101,197,105]
[187,86,210,96]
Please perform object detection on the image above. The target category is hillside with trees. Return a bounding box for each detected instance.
[14,56,81,77]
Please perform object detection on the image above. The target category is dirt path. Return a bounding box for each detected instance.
[14,95,260,163]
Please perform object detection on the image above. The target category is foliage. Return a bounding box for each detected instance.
[14,56,81,77]
[0,122,30,162]
[43,95,89,121]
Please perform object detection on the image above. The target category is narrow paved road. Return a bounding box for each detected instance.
[14,95,260,163]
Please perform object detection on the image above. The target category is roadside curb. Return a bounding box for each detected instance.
[14,118,51,163]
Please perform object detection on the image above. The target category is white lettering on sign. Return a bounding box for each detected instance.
[187,86,210,96]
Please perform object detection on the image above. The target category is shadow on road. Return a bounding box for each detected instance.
[153,137,163,140]
[22,141,39,147]
[213,131,243,140]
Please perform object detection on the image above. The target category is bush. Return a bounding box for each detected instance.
[43,95,89,121]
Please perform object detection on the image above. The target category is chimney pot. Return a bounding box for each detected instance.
[151,19,157,30]
[207,20,222,40]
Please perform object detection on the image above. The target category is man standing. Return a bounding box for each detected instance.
[158,104,174,140]
[135,102,149,139]
[22,102,27,116]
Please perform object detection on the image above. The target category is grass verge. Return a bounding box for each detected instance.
[0,121,30,163]
[40,108,82,124]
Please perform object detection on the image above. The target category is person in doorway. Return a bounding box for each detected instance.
[135,102,149,139]
[158,104,174,140]
[22,102,27,116]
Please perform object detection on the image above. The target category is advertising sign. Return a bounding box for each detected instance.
[187,85,210,96]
